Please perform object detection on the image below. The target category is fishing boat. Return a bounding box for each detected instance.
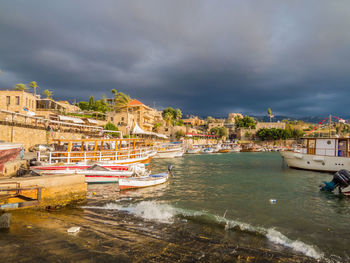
[33,138,156,169]
[281,137,350,172]
[0,142,22,174]
[119,166,172,190]
[186,146,201,154]
[154,143,184,158]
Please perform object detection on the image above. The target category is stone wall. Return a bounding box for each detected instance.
[0,123,88,150]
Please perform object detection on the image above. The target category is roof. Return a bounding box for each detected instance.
[129,99,144,106]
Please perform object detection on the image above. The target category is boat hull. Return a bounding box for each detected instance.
[281,151,350,172]
[119,173,169,189]
[0,144,22,173]
[154,149,184,159]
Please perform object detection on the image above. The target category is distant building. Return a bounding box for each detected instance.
[106,99,164,134]
[36,99,80,118]
[227,113,243,123]
[182,116,205,127]
[255,122,286,130]
[208,119,225,130]
[0,90,37,114]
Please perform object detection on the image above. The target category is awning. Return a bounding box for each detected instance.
[132,122,168,138]
[58,115,85,124]
[87,118,98,124]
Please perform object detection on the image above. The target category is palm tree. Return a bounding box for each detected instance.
[267,108,272,122]
[29,81,39,96]
[163,112,173,127]
[14,83,28,91]
[43,89,53,99]
[115,92,131,134]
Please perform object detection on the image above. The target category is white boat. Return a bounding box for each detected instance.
[36,164,147,183]
[281,137,350,172]
[186,148,200,154]
[154,143,184,159]
[119,172,169,190]
[200,147,214,154]
[230,146,241,152]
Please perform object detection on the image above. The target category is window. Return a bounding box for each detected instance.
[110,117,114,122]
[15,96,20,105]
[6,96,11,105]
[121,117,124,121]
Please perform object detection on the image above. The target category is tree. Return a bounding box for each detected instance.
[77,101,89,111]
[43,89,53,98]
[175,130,185,140]
[163,112,173,126]
[153,122,162,132]
[14,83,28,91]
[175,108,182,120]
[210,126,228,139]
[29,81,39,95]
[88,96,95,110]
[206,116,215,123]
[235,116,256,129]
[267,108,272,122]
[104,122,120,138]
[114,92,131,133]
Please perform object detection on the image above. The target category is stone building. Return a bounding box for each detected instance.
[0,90,37,114]
[106,99,164,134]
[255,122,286,130]
[227,113,243,123]
[182,116,205,127]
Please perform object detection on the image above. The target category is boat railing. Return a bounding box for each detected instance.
[302,147,346,157]
[37,147,155,164]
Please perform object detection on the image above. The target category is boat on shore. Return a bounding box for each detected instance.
[200,147,214,154]
[281,137,350,172]
[0,142,22,173]
[119,166,172,190]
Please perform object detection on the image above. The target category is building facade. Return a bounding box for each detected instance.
[0,90,37,114]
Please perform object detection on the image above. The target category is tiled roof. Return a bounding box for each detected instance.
[129,99,144,106]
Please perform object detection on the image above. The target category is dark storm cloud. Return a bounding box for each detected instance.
[1,0,350,117]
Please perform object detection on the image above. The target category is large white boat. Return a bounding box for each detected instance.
[281,137,350,172]
[154,143,184,159]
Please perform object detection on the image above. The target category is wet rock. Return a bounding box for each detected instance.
[0,213,11,229]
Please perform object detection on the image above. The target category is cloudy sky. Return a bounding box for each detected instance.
[1,1,350,117]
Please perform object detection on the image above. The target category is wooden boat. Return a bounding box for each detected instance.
[34,138,156,167]
[281,137,350,172]
[119,172,169,190]
[218,149,230,153]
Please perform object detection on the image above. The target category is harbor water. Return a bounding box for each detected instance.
[1,152,349,262]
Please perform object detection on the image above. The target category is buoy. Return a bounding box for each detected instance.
[269,199,277,204]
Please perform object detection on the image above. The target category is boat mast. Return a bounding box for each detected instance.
[328,114,332,137]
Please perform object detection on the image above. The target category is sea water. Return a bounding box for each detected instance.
[1,152,349,262]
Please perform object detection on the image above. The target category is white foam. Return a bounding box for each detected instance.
[266,228,323,259]
[131,201,175,223]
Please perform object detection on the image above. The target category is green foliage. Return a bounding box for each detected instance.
[256,127,304,141]
[206,116,215,123]
[153,122,162,132]
[235,116,257,129]
[104,122,120,138]
[210,126,228,139]
[162,107,182,125]
[78,101,89,111]
[43,89,53,98]
[267,108,272,116]
[115,92,131,110]
[176,119,184,126]
[175,130,185,140]
[14,83,28,91]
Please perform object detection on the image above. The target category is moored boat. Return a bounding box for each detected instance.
[281,137,350,172]
[0,142,22,173]
[119,166,172,189]
[154,143,184,158]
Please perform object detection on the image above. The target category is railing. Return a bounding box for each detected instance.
[37,146,156,164]
[301,147,348,157]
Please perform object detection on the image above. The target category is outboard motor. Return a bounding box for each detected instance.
[321,169,350,193]
[168,165,173,176]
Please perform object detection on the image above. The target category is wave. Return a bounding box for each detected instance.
[82,201,324,260]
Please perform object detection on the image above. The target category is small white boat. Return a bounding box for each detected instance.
[37,164,147,183]
[119,166,172,190]
[119,172,169,190]
[154,143,184,159]
[200,148,214,154]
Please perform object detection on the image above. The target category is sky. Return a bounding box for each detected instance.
[1,0,350,117]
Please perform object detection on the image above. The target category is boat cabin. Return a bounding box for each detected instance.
[302,137,350,157]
